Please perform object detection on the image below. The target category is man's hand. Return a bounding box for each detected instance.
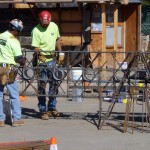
[19,57,26,66]
[58,52,65,65]
[34,49,39,54]
[15,55,26,66]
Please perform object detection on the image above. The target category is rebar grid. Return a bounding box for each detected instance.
[17,49,150,132]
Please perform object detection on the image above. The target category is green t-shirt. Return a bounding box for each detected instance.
[0,31,22,65]
[31,22,60,62]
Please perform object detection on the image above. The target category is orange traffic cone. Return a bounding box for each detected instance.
[19,95,26,102]
[50,137,58,150]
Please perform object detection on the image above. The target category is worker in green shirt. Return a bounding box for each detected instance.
[31,10,64,120]
[0,19,26,127]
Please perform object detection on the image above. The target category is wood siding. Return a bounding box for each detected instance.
[125,4,139,51]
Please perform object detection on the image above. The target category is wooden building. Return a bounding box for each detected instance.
[0,0,142,67]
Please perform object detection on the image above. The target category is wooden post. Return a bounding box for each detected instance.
[137,4,141,51]
[124,0,128,5]
[101,3,106,80]
[114,5,118,52]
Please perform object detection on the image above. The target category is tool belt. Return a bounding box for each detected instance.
[32,52,55,67]
[0,63,17,86]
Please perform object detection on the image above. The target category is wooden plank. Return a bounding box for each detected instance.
[124,0,128,5]
[102,3,106,55]
[61,36,82,45]
[0,0,128,3]
[61,23,82,33]
[61,10,82,21]
[51,11,59,21]
[88,45,100,68]
[0,0,72,3]
[90,33,102,68]
[114,5,118,51]
[137,4,141,51]
[104,47,124,68]
[14,3,34,8]
[101,3,106,79]
[114,4,123,63]
[77,0,126,2]
[26,0,72,2]
[0,141,49,150]
[125,4,138,51]
[91,33,102,51]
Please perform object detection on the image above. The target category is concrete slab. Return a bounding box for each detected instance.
[0,96,150,150]
[0,40,149,149]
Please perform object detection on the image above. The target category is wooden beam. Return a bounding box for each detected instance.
[114,5,118,51]
[0,0,72,3]
[124,0,128,5]
[25,0,72,2]
[101,3,106,79]
[137,4,141,51]
[61,36,82,46]
[0,0,129,3]
[102,3,106,53]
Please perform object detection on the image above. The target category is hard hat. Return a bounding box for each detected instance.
[9,19,23,33]
[38,10,51,24]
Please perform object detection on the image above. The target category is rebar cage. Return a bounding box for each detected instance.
[15,49,150,132]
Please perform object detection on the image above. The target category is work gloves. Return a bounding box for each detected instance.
[58,52,65,65]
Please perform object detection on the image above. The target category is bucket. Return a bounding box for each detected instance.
[72,88,83,102]
[119,62,128,70]
[70,67,82,81]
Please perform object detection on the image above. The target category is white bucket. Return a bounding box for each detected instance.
[70,67,82,81]
[119,62,128,70]
[72,88,83,102]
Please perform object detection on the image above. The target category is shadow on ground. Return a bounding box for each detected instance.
[21,107,100,128]
[21,107,150,132]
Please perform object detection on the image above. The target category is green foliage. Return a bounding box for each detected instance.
[142,0,150,6]
[142,0,150,15]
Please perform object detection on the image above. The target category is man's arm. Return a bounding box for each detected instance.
[56,37,64,65]
[34,47,40,53]
[56,37,62,51]
[14,55,26,66]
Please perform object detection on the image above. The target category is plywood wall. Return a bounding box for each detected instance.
[125,4,139,51]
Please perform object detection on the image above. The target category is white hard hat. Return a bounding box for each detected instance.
[9,19,23,33]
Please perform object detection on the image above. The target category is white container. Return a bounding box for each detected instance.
[70,67,82,81]
[119,62,128,70]
[72,88,83,102]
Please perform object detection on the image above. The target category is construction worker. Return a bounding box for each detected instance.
[31,10,64,120]
[0,19,26,127]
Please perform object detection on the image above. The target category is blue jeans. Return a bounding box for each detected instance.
[38,60,58,112]
[0,81,21,121]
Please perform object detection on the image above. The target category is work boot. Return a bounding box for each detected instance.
[48,109,61,117]
[40,112,49,120]
[12,120,24,127]
[0,121,5,127]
